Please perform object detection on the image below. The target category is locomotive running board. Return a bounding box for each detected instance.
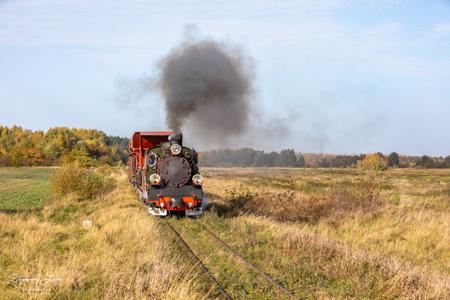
[148,207,168,216]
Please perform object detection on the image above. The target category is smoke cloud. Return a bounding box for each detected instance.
[115,28,291,150]
[158,37,254,140]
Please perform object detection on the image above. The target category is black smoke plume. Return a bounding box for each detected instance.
[158,38,254,139]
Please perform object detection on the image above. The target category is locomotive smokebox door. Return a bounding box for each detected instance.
[159,157,192,187]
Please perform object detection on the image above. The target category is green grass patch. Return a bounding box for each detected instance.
[0,168,53,211]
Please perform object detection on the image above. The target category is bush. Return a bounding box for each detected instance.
[221,186,345,222]
[357,170,385,210]
[356,153,386,210]
[51,166,114,200]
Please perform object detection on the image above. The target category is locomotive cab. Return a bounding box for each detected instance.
[128,131,204,217]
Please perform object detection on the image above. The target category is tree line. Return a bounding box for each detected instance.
[2,125,449,169]
[199,148,450,169]
[0,126,128,167]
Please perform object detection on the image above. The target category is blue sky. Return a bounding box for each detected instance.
[0,0,449,155]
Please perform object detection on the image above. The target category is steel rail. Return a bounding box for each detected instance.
[200,225,298,299]
[164,219,232,300]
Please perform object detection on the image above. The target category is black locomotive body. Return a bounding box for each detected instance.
[128,132,204,217]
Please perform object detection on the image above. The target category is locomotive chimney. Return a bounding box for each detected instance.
[169,132,183,146]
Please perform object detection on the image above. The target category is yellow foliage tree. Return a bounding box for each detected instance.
[358,153,387,171]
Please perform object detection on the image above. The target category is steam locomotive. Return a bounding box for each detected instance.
[128,131,204,217]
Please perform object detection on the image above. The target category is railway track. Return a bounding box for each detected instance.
[164,219,232,300]
[163,218,298,299]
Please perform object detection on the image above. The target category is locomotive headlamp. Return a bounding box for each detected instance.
[147,152,158,168]
[192,174,203,186]
[149,174,161,185]
[170,144,182,155]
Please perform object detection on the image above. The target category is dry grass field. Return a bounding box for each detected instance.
[180,167,450,298]
[0,168,206,299]
[202,168,450,272]
[0,167,449,299]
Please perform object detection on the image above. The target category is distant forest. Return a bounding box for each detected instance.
[1,126,449,168]
[0,126,128,167]
[199,148,450,169]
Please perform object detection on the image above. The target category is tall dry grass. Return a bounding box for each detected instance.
[0,168,205,299]
[217,173,383,223]
[203,167,450,276]
[238,215,450,298]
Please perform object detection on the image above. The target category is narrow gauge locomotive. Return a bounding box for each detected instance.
[128,131,204,217]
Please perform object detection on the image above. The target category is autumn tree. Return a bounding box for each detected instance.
[358,153,387,171]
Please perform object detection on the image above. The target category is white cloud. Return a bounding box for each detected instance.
[433,22,450,37]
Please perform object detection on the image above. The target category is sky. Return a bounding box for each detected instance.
[0,0,449,155]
